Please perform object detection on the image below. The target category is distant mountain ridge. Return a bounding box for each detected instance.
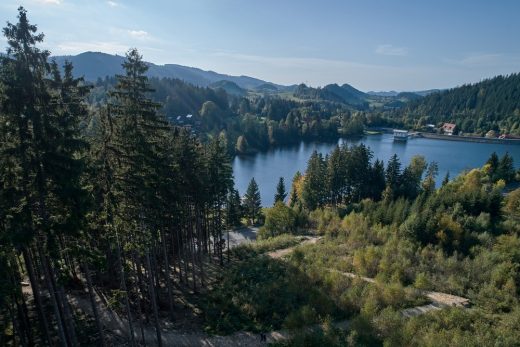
[50,52,443,103]
[51,51,283,90]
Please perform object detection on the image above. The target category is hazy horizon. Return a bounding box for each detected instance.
[1,0,519,91]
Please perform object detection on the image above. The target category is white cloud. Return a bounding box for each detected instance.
[128,30,149,40]
[34,0,61,5]
[375,44,408,56]
[107,1,119,8]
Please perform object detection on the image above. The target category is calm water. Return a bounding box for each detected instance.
[232,133,520,206]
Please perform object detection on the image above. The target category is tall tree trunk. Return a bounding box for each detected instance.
[160,230,175,320]
[22,245,51,345]
[56,286,78,347]
[83,262,106,347]
[8,302,22,347]
[12,254,33,346]
[227,228,230,264]
[36,241,69,347]
[146,252,162,347]
[115,236,136,347]
[132,255,146,347]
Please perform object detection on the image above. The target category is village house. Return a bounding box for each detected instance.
[441,122,456,135]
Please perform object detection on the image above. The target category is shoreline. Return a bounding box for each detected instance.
[417,132,520,145]
[366,127,520,145]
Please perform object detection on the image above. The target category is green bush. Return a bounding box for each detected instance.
[259,202,297,239]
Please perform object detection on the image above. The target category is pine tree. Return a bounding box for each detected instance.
[386,154,402,194]
[289,171,303,207]
[422,161,439,194]
[325,146,346,206]
[244,177,262,224]
[442,171,450,186]
[274,177,287,204]
[369,159,386,200]
[301,151,326,210]
[486,152,499,178]
[108,48,170,346]
[497,153,515,183]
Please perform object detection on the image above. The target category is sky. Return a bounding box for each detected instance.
[0,0,519,91]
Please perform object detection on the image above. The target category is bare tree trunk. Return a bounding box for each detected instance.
[132,256,146,347]
[83,262,106,347]
[8,302,22,347]
[36,241,69,347]
[57,286,78,347]
[146,252,162,347]
[227,228,230,263]
[116,236,136,347]
[195,205,205,288]
[12,254,33,346]
[160,230,175,320]
[22,248,51,345]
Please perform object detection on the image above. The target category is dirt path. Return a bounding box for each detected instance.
[337,271,469,308]
[267,236,322,258]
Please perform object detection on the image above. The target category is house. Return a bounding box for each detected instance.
[441,123,456,135]
[499,134,520,139]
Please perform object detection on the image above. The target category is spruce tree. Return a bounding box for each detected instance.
[274,177,287,204]
[301,151,326,210]
[108,48,170,346]
[386,154,402,194]
[422,161,439,194]
[442,171,450,186]
[244,177,262,224]
[226,188,243,227]
[369,159,386,200]
[497,153,515,183]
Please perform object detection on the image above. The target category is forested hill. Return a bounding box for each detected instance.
[397,73,520,135]
[294,83,369,107]
[52,51,280,89]
[90,76,231,122]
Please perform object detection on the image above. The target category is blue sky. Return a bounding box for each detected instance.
[1,0,519,91]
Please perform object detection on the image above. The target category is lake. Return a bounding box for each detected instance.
[232,133,520,206]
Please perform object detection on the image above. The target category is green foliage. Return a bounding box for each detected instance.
[341,113,365,136]
[258,202,297,239]
[204,256,338,334]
